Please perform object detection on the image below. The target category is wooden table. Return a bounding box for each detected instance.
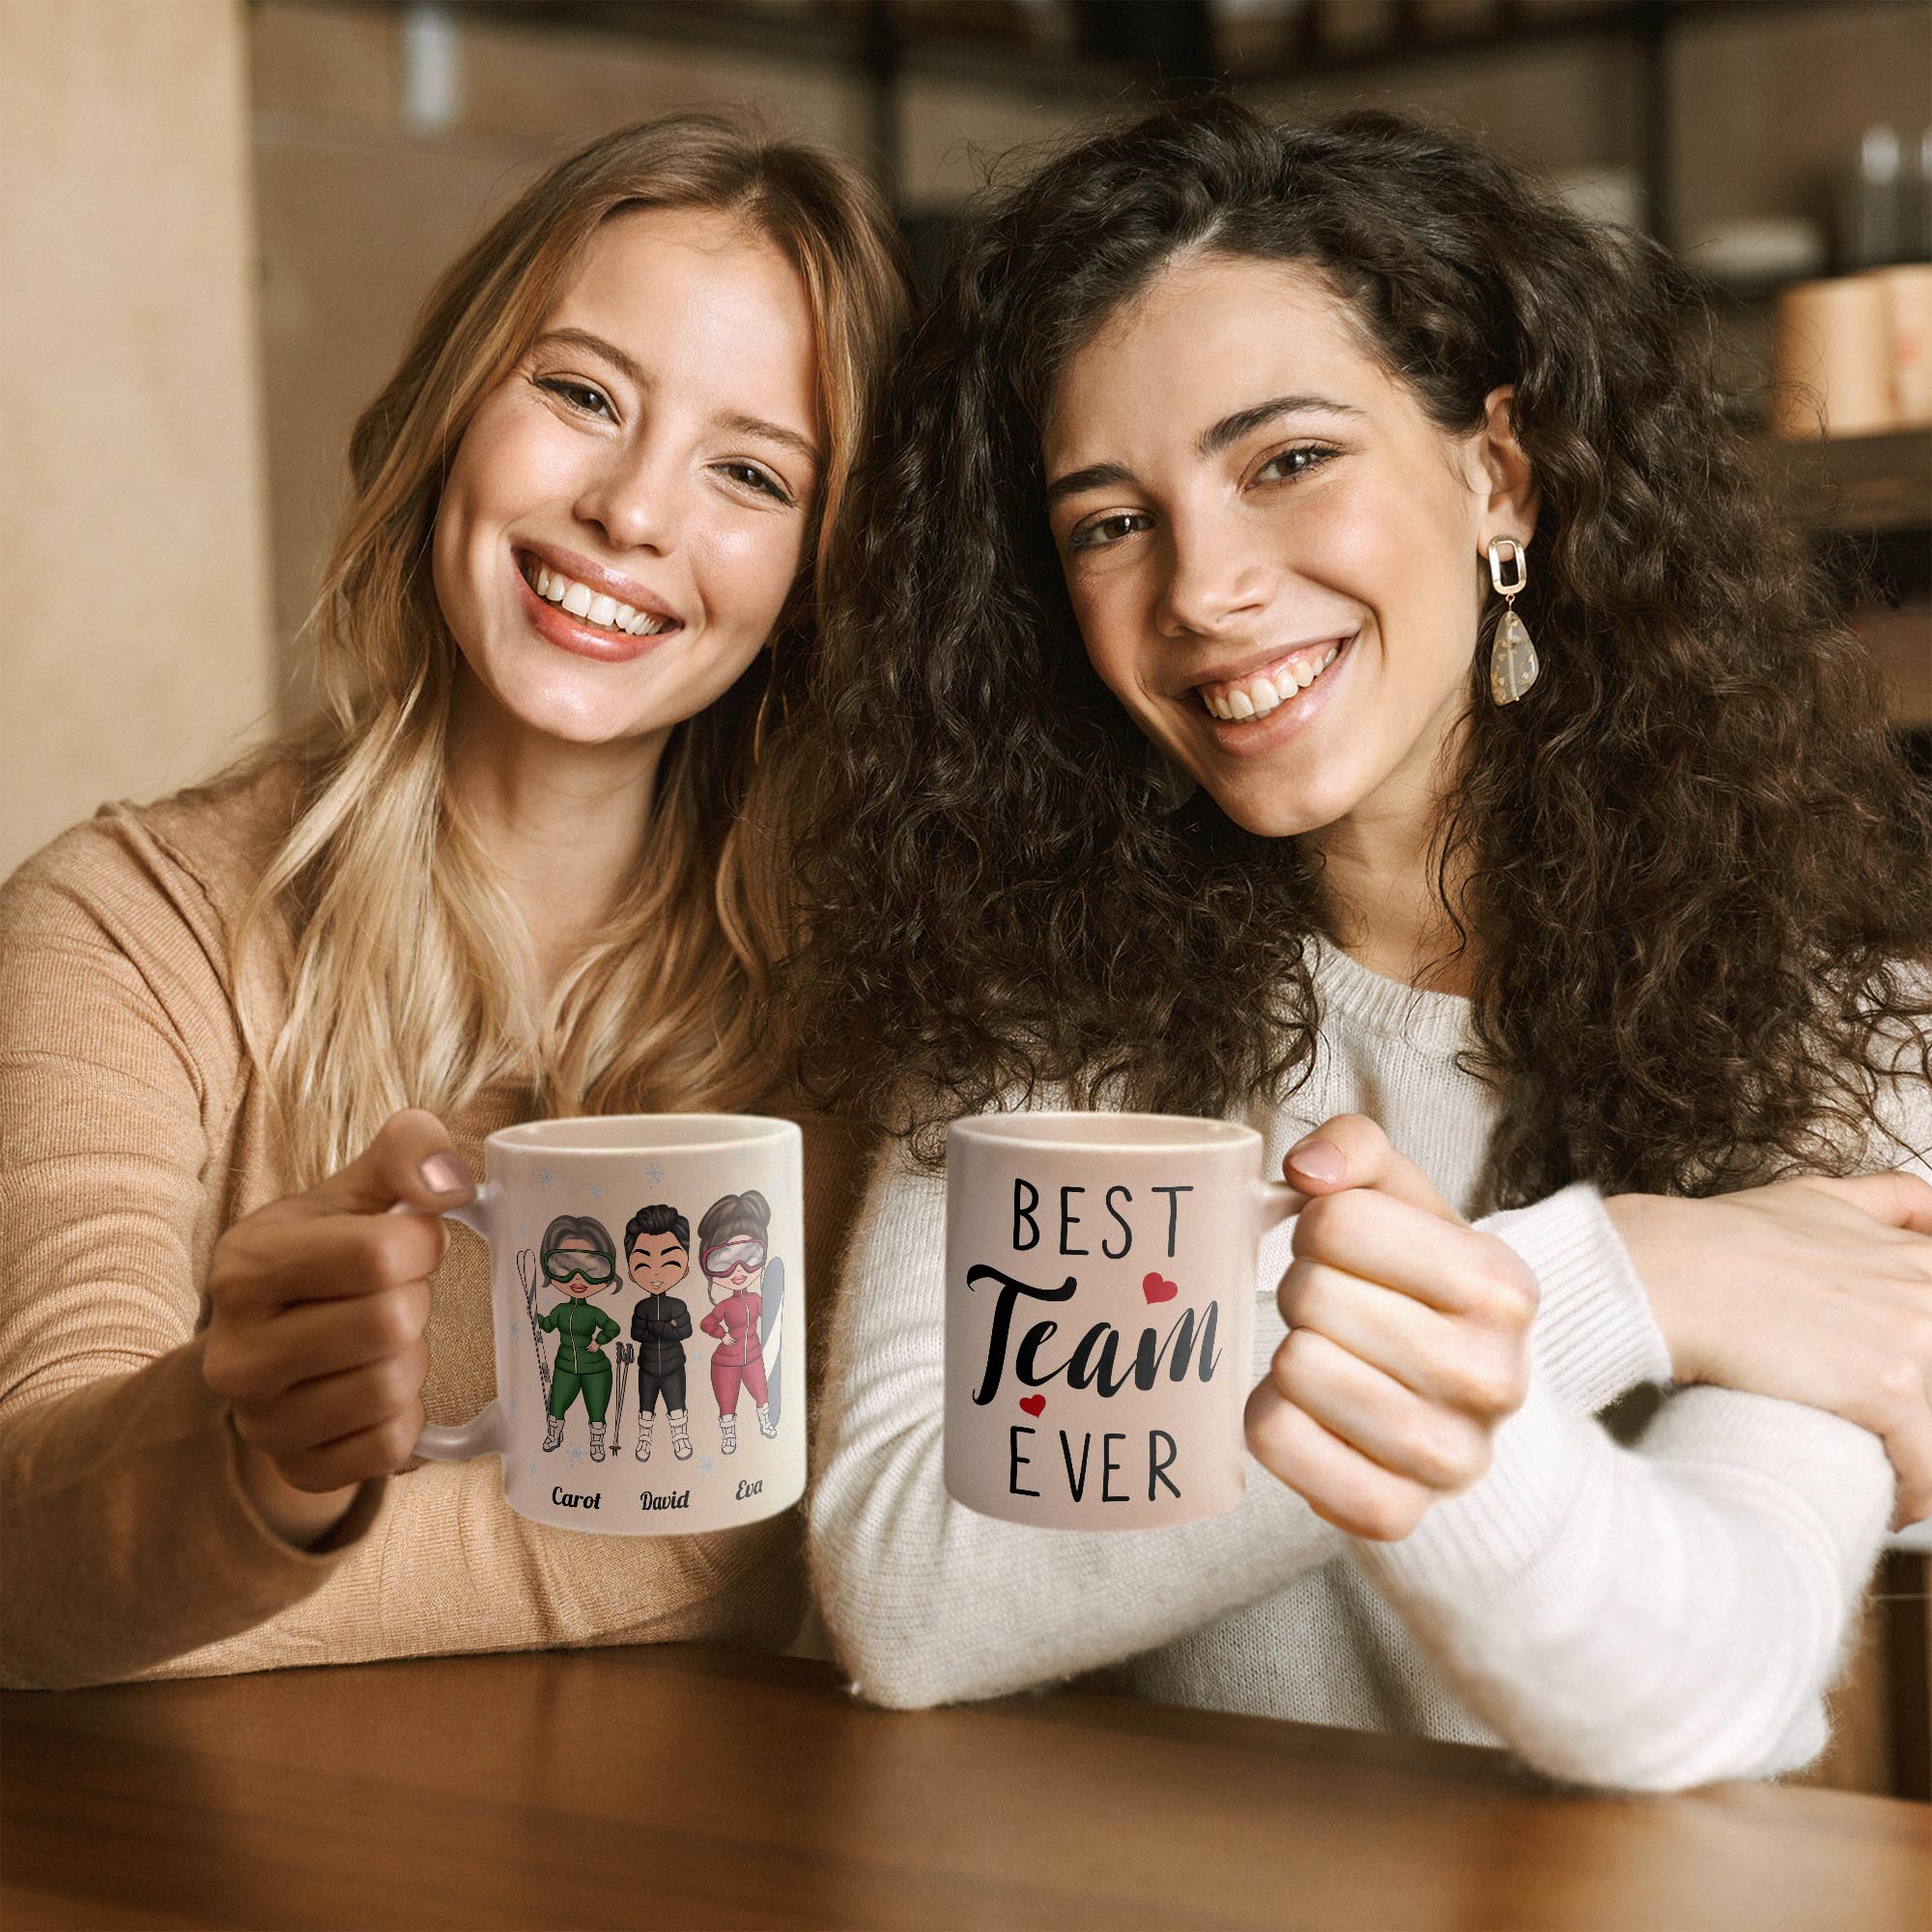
[3,1646,1927,1930]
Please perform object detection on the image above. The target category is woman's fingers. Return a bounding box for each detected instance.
[204,1280,434,1403]
[1825,1337,1932,1527]
[1265,1325,1495,1495]
[198,1112,465,1500]
[212,1207,448,1315]
[230,1339,431,1463]
[1280,1258,1529,1417]
[1606,1176,1932,1527]
[1255,1123,1539,1538]
[1291,1186,1537,1321]
[298,1107,474,1218]
[1284,1114,1462,1225]
[1801,1170,1932,1238]
[268,1406,430,1494]
[1243,1378,1436,1541]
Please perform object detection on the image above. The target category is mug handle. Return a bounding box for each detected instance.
[1251,1176,1303,1237]
[387,1189,508,1462]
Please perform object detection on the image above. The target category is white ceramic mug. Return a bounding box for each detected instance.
[945,1113,1296,1530]
[407,1114,804,1535]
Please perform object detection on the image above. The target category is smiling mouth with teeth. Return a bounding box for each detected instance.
[521,557,679,639]
[1196,637,1348,721]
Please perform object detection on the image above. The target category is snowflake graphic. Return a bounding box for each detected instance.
[589,1184,603,1198]
[698,1455,715,1474]
[647,1161,668,1186]
[565,1442,585,1467]
[538,1168,555,1188]
[526,1460,540,1478]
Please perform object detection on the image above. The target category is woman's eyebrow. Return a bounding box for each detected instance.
[1045,460,1137,507]
[1046,394,1367,505]
[1198,393,1367,458]
[713,410,821,470]
[532,328,819,469]
[531,327,647,387]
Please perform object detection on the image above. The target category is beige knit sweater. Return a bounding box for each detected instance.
[0,764,873,1690]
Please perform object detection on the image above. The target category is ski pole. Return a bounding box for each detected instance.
[612,1342,634,1450]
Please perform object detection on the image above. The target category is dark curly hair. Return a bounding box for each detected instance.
[781,99,1931,1208]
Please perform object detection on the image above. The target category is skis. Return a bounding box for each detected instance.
[612,1342,635,1450]
[519,1249,552,1409]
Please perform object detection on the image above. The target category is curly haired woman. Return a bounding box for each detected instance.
[788,99,1932,1790]
[0,117,906,1688]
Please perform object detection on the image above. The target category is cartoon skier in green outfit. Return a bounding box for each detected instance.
[534,1214,622,1463]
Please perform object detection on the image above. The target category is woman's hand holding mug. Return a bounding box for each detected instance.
[201,1107,475,1548]
[1606,1173,1932,1527]
[1245,1116,1539,1542]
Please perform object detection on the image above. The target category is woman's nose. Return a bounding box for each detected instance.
[575,444,685,554]
[1156,508,1271,639]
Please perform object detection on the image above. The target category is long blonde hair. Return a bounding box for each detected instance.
[237,116,909,1184]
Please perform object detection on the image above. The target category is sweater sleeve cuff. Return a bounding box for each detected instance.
[1361,1374,1605,1595]
[1483,1182,1672,1416]
[216,1398,388,1560]
[1,1339,388,1687]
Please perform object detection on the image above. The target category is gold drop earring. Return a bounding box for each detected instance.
[1487,535,1539,705]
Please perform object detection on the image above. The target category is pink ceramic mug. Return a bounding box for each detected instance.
[945,1113,1296,1530]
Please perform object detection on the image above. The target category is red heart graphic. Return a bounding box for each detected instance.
[1019,1395,1046,1418]
[1143,1272,1179,1303]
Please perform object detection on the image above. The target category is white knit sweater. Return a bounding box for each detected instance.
[808,939,1920,1791]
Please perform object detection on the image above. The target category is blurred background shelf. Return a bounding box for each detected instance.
[1767,428,1932,735]
[1776,425,1932,535]
[399,0,1926,251]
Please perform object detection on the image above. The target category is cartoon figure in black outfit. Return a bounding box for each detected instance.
[625,1203,694,1464]
[536,1214,621,1462]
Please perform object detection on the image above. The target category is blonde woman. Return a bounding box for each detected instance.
[0,117,907,1689]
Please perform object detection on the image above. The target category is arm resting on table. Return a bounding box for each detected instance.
[1355,1378,1890,1790]
[0,823,796,1688]
[1356,1073,1930,1792]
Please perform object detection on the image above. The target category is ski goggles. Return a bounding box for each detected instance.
[699,1237,766,1279]
[543,1249,615,1285]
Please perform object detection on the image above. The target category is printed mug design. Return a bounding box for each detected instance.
[946,1113,1285,1531]
[515,1193,788,1485]
[964,1178,1225,1513]
[413,1113,804,1537]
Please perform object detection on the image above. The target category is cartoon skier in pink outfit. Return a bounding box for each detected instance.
[696,1190,781,1456]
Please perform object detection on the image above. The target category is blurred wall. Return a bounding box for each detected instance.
[0,0,273,876]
